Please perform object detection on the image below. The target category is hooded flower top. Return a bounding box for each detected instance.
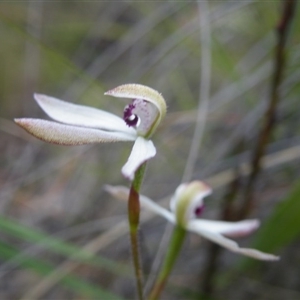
[105,181,279,261]
[14,84,166,180]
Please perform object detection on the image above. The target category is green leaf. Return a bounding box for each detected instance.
[241,179,300,269]
[253,180,300,251]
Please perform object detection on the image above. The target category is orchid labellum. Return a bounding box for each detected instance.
[15,84,166,180]
[105,181,279,261]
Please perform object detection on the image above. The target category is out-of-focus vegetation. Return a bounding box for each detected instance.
[0,1,300,299]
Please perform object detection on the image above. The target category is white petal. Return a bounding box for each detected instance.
[34,94,136,135]
[15,119,135,145]
[121,136,156,180]
[187,219,260,238]
[104,185,175,223]
[193,228,279,261]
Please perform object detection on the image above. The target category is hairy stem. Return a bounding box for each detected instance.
[128,163,147,300]
[148,226,186,300]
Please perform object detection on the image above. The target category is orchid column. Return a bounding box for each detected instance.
[15,84,167,300]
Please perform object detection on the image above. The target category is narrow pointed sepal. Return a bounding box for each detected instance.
[104,185,175,223]
[14,118,135,145]
[196,229,280,261]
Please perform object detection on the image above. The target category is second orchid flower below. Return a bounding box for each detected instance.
[105,181,279,261]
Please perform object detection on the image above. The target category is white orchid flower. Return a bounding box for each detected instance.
[105,181,279,261]
[14,84,166,180]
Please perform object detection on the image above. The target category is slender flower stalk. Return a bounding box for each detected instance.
[148,225,186,300]
[106,181,279,299]
[128,163,147,300]
[15,84,167,299]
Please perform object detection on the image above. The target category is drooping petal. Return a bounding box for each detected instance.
[187,219,260,238]
[104,185,175,223]
[192,228,279,261]
[15,118,135,145]
[105,84,167,138]
[34,94,136,135]
[121,136,156,180]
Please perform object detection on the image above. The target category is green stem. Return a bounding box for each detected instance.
[128,163,147,300]
[148,225,186,300]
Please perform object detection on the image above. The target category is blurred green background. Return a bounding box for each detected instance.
[1,1,300,299]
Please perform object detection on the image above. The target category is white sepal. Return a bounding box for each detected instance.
[14,118,135,145]
[104,185,175,223]
[192,228,280,261]
[34,94,136,135]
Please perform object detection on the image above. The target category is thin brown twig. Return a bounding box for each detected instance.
[238,0,297,219]
[201,1,297,297]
